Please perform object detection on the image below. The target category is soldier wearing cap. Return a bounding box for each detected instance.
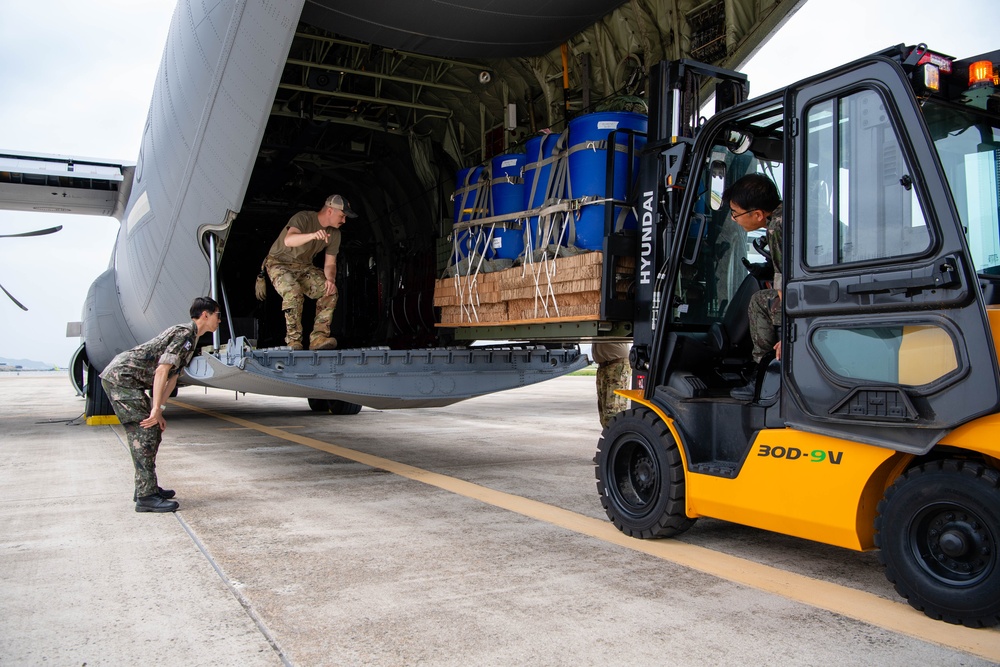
[257,194,358,350]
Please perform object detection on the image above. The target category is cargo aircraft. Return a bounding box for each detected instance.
[0,0,803,414]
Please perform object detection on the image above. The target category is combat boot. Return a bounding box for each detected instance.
[311,336,338,350]
[133,486,175,501]
[135,495,179,513]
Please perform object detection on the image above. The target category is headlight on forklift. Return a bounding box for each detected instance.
[921,64,941,92]
[913,49,952,95]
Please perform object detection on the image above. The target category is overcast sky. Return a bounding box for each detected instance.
[0,0,994,366]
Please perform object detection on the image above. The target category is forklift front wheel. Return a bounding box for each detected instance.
[875,459,1000,627]
[595,407,695,539]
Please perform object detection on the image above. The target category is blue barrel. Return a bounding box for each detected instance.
[489,153,526,260]
[522,133,564,251]
[567,112,647,250]
[452,166,487,264]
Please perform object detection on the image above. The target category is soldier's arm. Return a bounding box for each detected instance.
[140,363,174,430]
[285,226,329,247]
[324,253,337,296]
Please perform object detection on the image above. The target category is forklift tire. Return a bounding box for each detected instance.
[595,407,696,539]
[874,460,1000,627]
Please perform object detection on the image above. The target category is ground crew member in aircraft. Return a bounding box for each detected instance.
[723,174,782,400]
[100,296,222,513]
[592,342,631,428]
[257,194,357,350]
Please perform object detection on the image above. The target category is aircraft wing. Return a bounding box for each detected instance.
[0,151,133,219]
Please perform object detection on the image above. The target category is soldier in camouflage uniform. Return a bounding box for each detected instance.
[100,297,221,513]
[723,174,783,400]
[257,194,357,350]
[593,342,631,428]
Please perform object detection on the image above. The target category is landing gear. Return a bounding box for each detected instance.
[875,460,1000,627]
[595,407,695,538]
[307,398,363,415]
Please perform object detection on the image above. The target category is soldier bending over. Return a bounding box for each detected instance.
[101,296,222,512]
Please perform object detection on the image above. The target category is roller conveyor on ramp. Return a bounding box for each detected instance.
[182,337,587,409]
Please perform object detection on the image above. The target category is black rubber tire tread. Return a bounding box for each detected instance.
[874,459,1000,627]
[307,398,362,415]
[327,399,363,415]
[307,398,331,412]
[595,407,696,539]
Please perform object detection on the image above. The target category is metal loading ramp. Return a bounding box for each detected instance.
[183,337,587,409]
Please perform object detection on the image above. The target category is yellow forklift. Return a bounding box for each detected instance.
[595,44,1000,626]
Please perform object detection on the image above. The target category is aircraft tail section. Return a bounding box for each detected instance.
[114,0,305,346]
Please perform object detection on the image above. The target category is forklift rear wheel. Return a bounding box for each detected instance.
[307,398,363,415]
[875,460,1000,627]
[595,407,695,538]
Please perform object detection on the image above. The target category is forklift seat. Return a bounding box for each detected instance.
[707,272,760,358]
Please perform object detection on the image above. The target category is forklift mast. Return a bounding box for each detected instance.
[631,60,749,390]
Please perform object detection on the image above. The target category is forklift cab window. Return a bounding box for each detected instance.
[811,323,959,387]
[674,109,785,329]
[923,101,1000,276]
[804,89,931,268]
[675,153,751,326]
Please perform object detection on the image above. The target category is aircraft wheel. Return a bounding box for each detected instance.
[308,398,330,412]
[595,407,695,538]
[328,399,362,415]
[875,460,1000,627]
[307,398,362,415]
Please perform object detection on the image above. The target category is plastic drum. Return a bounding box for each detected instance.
[566,112,647,250]
[489,153,526,260]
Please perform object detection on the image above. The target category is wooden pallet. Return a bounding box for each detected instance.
[434,252,604,326]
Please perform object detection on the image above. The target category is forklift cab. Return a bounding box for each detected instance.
[647,53,1000,456]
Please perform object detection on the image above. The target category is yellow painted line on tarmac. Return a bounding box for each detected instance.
[217,425,305,431]
[171,399,1000,662]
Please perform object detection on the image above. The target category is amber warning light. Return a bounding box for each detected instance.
[969,60,998,88]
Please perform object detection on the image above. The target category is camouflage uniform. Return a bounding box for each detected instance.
[748,203,783,362]
[100,322,199,498]
[593,342,631,428]
[263,210,341,348]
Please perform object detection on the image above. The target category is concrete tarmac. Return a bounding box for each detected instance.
[2,372,1000,666]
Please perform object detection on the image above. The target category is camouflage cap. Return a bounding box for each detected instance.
[324,194,357,218]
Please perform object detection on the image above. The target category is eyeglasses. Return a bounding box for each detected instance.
[731,208,759,221]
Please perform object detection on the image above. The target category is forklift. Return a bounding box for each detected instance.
[595,44,1000,626]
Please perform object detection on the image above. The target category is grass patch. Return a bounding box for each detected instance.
[570,366,597,376]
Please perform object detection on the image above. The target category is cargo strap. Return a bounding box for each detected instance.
[495,173,524,185]
[564,138,635,241]
[566,139,633,157]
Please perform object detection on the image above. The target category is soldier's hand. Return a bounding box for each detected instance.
[139,413,167,431]
[140,411,166,431]
[314,229,330,242]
